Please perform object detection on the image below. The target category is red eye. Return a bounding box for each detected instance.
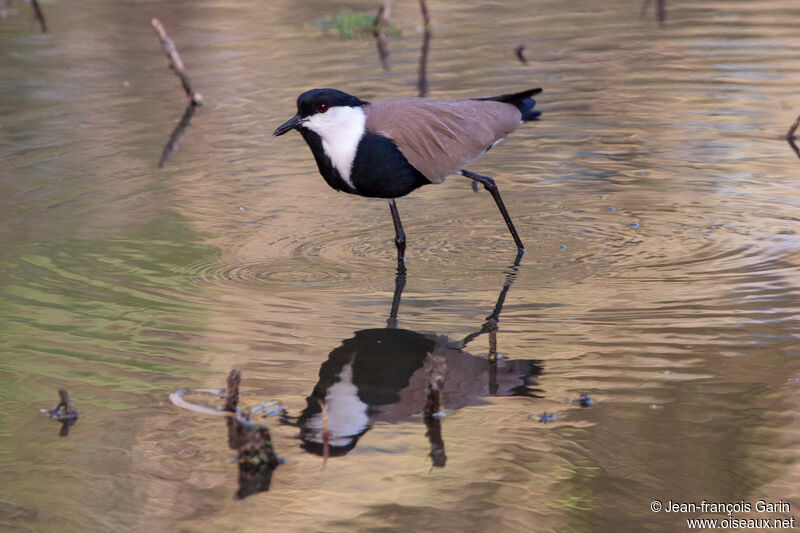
[316,103,329,113]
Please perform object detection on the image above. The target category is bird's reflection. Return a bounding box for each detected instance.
[281,253,543,466]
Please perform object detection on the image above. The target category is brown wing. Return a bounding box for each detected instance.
[363,98,522,184]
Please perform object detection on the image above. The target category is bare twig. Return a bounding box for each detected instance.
[30,0,46,33]
[41,388,79,435]
[419,0,431,30]
[417,0,432,98]
[375,1,391,71]
[150,18,204,105]
[224,369,241,413]
[514,44,528,64]
[43,389,79,420]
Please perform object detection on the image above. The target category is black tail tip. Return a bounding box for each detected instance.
[523,109,542,121]
[518,98,541,122]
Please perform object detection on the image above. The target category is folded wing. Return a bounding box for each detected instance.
[364,98,523,184]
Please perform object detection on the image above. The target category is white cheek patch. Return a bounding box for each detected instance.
[304,106,366,189]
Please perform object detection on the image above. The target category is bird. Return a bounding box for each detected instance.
[273,87,542,261]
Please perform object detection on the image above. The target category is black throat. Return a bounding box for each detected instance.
[298,129,431,199]
[298,128,357,194]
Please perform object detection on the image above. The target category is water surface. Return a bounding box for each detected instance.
[2,0,800,531]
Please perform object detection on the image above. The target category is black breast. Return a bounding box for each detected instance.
[349,133,431,198]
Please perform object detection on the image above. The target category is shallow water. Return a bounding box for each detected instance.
[2,0,800,531]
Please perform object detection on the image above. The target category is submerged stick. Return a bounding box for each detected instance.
[224,369,241,413]
[150,18,204,105]
[514,44,528,64]
[227,415,279,498]
[31,0,46,33]
[228,416,279,466]
[41,388,79,436]
[42,389,79,420]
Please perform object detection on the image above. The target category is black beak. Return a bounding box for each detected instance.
[273,114,303,136]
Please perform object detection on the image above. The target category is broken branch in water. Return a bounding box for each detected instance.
[228,416,279,467]
[514,44,528,64]
[41,388,79,421]
[374,1,391,71]
[30,0,46,32]
[218,369,280,499]
[227,415,280,498]
[419,0,431,30]
[417,0,431,98]
[224,368,241,413]
[150,18,204,105]
[40,388,79,436]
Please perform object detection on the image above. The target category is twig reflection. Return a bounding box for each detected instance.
[787,115,800,160]
[640,0,667,25]
[31,0,46,32]
[158,101,198,168]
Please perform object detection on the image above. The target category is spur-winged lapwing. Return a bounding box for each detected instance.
[273,87,542,260]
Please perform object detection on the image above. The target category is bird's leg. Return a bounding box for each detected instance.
[388,199,407,262]
[459,251,522,348]
[460,169,526,252]
[386,261,407,328]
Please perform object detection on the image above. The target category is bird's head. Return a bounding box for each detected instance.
[273,88,370,137]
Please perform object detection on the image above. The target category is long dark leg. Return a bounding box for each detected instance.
[460,169,525,252]
[388,199,406,262]
[460,251,522,348]
[386,261,407,329]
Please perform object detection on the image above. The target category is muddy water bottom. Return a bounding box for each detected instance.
[2,0,800,531]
